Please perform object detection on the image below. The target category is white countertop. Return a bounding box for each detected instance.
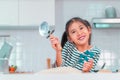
[0,73,120,80]
[1,67,120,80]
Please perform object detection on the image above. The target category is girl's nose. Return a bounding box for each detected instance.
[77,31,82,36]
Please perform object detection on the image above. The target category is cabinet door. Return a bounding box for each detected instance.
[19,0,55,28]
[0,1,18,26]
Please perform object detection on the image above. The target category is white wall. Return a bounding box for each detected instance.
[64,0,120,22]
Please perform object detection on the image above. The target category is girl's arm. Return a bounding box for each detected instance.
[49,35,62,67]
[56,50,62,67]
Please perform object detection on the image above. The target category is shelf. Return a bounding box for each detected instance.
[92,18,120,28]
[0,25,39,30]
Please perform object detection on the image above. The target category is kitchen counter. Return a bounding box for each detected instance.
[1,67,120,80]
[0,73,120,80]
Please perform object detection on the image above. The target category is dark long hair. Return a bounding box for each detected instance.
[61,31,67,48]
[61,17,91,48]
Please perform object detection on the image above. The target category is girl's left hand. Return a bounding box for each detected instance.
[82,59,93,72]
[49,34,62,52]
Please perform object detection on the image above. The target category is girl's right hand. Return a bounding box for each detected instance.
[82,59,93,72]
[49,35,62,52]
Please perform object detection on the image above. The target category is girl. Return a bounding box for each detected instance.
[50,17,101,72]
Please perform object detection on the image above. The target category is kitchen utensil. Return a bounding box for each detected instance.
[39,21,55,38]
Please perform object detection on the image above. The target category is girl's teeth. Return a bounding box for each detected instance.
[79,36,85,40]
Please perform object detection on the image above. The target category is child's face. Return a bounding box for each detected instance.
[68,21,91,46]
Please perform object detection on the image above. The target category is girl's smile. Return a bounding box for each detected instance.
[78,35,86,41]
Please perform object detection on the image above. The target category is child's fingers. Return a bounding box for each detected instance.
[84,62,91,68]
[82,60,94,72]
[49,35,62,51]
[50,35,58,44]
[49,35,55,40]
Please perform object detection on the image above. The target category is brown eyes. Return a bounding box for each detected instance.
[71,31,75,34]
[80,27,83,30]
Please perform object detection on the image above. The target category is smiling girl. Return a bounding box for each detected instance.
[50,17,101,72]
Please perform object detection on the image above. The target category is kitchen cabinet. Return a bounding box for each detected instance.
[0,0,55,30]
[19,0,55,27]
[0,1,18,26]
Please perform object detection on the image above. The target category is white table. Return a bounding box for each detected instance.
[0,73,120,80]
[1,67,120,80]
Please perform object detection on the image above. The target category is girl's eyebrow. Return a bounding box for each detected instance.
[79,24,84,27]
[79,25,82,27]
[70,29,76,32]
[69,28,77,33]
